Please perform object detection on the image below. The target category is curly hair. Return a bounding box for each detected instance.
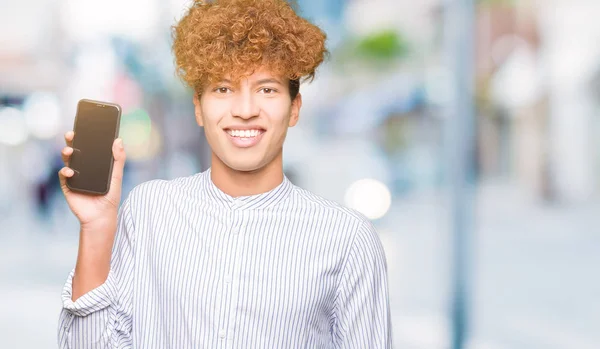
[171,0,328,98]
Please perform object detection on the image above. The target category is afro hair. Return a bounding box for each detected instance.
[171,0,328,95]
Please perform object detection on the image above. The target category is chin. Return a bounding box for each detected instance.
[223,159,266,173]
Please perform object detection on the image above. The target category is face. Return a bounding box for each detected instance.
[193,68,302,172]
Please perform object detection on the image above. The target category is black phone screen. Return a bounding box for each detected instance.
[67,100,121,195]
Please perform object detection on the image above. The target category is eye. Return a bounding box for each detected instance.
[214,87,231,93]
[260,88,277,94]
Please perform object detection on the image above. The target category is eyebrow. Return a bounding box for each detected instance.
[216,78,283,86]
[254,78,283,86]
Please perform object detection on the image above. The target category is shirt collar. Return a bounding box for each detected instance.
[201,167,294,210]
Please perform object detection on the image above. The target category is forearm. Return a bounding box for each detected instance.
[59,222,133,348]
[59,197,135,348]
[72,222,116,301]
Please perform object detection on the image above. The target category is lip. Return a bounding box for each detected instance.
[224,129,266,148]
[223,125,266,131]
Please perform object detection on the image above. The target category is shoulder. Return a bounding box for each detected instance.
[290,186,387,273]
[125,172,204,208]
[290,185,373,233]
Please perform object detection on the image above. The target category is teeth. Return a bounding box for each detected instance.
[229,129,261,138]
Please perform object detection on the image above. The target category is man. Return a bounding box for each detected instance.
[57,0,393,347]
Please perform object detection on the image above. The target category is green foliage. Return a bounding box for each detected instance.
[332,29,410,73]
[354,29,409,61]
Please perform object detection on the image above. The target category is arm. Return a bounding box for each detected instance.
[332,220,393,348]
[58,197,136,348]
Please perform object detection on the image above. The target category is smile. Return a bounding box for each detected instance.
[224,128,266,148]
[226,129,264,138]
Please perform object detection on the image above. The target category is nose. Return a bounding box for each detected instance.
[231,90,259,120]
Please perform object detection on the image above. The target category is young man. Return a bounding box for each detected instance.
[57,0,393,347]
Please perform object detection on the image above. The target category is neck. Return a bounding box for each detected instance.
[209,152,284,197]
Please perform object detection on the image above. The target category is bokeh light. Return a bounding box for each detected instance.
[123,123,162,162]
[22,92,62,140]
[120,108,152,147]
[119,108,161,161]
[0,107,28,146]
[344,178,392,220]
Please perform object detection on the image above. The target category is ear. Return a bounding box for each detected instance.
[193,93,204,127]
[289,93,302,127]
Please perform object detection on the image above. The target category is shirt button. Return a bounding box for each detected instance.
[224,275,232,284]
[63,313,73,328]
[231,227,239,235]
[219,329,226,339]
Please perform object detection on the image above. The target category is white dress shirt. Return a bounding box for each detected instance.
[58,168,393,348]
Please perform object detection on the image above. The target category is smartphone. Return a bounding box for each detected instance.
[66,99,122,195]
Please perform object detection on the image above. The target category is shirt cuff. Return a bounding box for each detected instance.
[61,268,117,317]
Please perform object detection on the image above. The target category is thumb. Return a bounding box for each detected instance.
[110,138,127,192]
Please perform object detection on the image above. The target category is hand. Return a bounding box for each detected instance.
[58,131,127,230]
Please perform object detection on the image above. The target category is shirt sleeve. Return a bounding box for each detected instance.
[332,219,394,348]
[57,196,136,349]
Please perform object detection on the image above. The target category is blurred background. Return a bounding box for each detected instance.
[1,0,599,348]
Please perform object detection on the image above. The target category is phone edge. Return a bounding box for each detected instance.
[65,99,123,196]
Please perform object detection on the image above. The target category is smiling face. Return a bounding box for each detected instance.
[193,68,302,173]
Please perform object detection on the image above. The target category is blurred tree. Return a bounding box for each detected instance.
[355,30,408,61]
[333,29,410,72]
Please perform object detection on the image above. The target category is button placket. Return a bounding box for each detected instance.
[231,204,244,235]
[221,207,247,343]
[217,209,237,342]
[218,207,242,342]
[240,210,249,232]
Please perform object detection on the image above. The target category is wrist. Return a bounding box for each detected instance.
[80,218,117,235]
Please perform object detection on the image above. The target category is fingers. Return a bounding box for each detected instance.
[58,166,75,194]
[62,146,73,166]
[63,131,75,166]
[60,131,75,194]
[64,131,74,147]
